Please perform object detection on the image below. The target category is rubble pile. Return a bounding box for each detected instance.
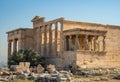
[0,62,74,82]
[0,62,120,82]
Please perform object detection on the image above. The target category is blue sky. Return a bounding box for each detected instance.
[0,0,120,63]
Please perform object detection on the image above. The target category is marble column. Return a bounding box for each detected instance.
[46,25,49,56]
[18,39,22,50]
[64,36,66,51]
[98,41,100,51]
[44,26,47,56]
[41,27,44,56]
[75,34,80,50]
[91,37,94,51]
[55,22,58,55]
[49,24,52,56]
[103,36,106,51]
[97,36,100,51]
[8,40,12,57]
[95,36,100,51]
[13,39,17,52]
[89,36,92,51]
[16,40,18,52]
[85,35,89,50]
[60,21,63,53]
[94,35,97,51]
[68,35,72,50]
[36,28,40,52]
[39,27,42,56]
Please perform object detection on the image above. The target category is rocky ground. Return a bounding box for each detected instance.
[0,64,120,82]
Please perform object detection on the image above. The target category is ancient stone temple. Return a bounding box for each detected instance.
[6,16,120,68]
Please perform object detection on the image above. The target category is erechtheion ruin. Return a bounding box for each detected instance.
[6,16,120,68]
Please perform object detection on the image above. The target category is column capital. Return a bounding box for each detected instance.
[55,22,58,25]
[8,40,12,42]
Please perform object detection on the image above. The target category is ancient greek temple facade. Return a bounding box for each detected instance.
[7,16,120,68]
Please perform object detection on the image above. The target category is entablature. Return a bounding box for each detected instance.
[63,28,107,36]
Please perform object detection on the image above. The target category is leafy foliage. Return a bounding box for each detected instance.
[8,49,40,66]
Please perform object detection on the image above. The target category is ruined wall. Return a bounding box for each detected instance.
[105,27,120,67]
[63,20,120,67]
[24,29,34,50]
[76,52,106,68]
[62,51,76,67]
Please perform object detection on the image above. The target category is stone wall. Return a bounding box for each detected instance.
[76,51,106,68]
[24,29,34,50]
[62,51,76,67]
[62,20,120,67]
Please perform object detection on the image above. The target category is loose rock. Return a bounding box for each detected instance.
[114,74,120,80]
[37,64,44,74]
[46,64,56,73]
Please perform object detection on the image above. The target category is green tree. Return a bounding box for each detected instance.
[8,49,39,66]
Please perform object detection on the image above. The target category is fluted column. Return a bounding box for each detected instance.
[46,25,49,56]
[13,39,17,52]
[37,27,41,55]
[41,27,44,56]
[44,26,47,56]
[39,27,42,56]
[49,24,52,56]
[36,28,40,52]
[60,21,63,53]
[55,22,58,55]
[18,39,22,50]
[8,40,12,57]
